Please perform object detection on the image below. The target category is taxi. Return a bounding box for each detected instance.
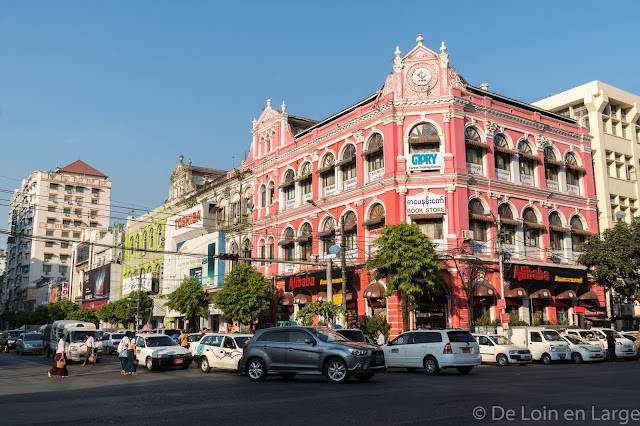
[194,333,252,373]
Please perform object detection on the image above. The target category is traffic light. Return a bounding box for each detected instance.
[218,253,239,261]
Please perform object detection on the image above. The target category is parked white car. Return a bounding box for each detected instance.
[194,333,253,373]
[507,327,570,364]
[383,329,481,375]
[187,333,204,356]
[134,333,193,371]
[592,328,637,360]
[562,329,605,348]
[472,334,531,366]
[560,334,605,363]
[621,332,638,343]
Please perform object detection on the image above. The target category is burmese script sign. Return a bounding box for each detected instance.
[406,192,445,215]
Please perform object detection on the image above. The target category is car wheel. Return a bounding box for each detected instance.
[200,357,211,373]
[354,371,374,381]
[571,353,583,364]
[457,366,473,375]
[280,373,296,380]
[541,353,552,365]
[424,356,440,375]
[146,357,154,371]
[325,358,349,384]
[497,354,509,366]
[247,358,267,382]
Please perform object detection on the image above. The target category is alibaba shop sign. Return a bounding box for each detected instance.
[407,152,442,172]
[284,269,355,292]
[505,263,587,286]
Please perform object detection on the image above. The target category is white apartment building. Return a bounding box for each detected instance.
[534,81,640,329]
[2,161,111,312]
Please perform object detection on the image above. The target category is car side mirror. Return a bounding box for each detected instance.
[304,338,315,345]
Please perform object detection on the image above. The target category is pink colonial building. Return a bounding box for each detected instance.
[237,35,604,337]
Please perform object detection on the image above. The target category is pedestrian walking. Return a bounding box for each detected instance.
[605,331,617,362]
[48,334,69,378]
[122,331,137,376]
[81,332,96,367]
[377,330,386,346]
[178,329,189,348]
[118,332,131,374]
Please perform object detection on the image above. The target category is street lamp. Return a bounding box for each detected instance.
[307,200,348,325]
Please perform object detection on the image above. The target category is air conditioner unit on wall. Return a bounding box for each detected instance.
[462,230,474,240]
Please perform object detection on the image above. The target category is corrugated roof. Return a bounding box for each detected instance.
[188,165,227,176]
[58,160,108,178]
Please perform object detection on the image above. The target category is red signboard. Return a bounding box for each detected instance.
[496,299,506,310]
[501,313,510,324]
[573,306,585,314]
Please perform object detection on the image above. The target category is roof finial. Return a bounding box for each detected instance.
[281,101,286,113]
[440,41,447,54]
[187,158,192,166]
[179,154,184,163]
[416,34,423,46]
[266,99,272,108]
[394,45,401,58]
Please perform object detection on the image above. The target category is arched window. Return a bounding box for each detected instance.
[518,140,537,186]
[259,240,266,265]
[342,211,358,250]
[339,144,357,188]
[299,162,313,198]
[408,123,439,172]
[549,211,567,250]
[157,225,162,245]
[468,199,490,241]
[130,237,134,255]
[494,134,513,181]
[544,147,561,189]
[280,228,295,261]
[149,229,154,250]
[565,153,584,195]
[364,133,384,177]
[522,208,542,247]
[143,231,147,251]
[267,237,275,261]
[242,239,252,264]
[465,127,487,175]
[281,170,296,208]
[364,203,386,228]
[570,216,589,252]
[267,182,275,206]
[497,204,517,244]
[318,217,336,255]
[317,153,336,195]
[135,234,140,253]
[260,185,267,208]
[230,242,239,269]
[298,223,313,261]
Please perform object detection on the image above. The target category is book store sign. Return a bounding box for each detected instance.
[406,192,446,215]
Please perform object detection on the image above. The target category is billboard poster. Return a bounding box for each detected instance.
[122,272,153,296]
[407,152,442,172]
[83,264,111,301]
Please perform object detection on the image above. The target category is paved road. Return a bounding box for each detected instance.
[0,352,639,425]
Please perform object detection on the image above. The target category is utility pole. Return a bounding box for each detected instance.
[326,258,333,326]
[497,216,505,320]
[136,268,142,331]
[340,217,347,326]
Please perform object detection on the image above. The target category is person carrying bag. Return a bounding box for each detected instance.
[48,335,69,378]
[118,334,130,374]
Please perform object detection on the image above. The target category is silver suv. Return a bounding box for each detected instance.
[238,326,385,383]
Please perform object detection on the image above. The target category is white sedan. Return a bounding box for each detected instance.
[473,334,531,366]
[194,333,252,373]
[561,334,605,363]
[134,334,193,371]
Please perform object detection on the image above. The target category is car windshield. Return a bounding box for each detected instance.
[24,334,43,341]
[146,336,178,347]
[188,334,203,342]
[234,336,250,348]
[578,331,600,341]
[541,331,563,342]
[70,331,95,343]
[111,333,125,340]
[337,330,365,342]
[9,331,22,338]
[564,335,583,344]
[309,328,349,343]
[609,331,623,339]
[447,331,476,343]
[489,336,513,345]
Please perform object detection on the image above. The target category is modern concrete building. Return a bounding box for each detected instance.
[2,160,111,311]
[534,81,640,330]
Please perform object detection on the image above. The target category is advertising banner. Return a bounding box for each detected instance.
[406,192,446,215]
[505,263,588,286]
[122,272,152,296]
[407,152,442,172]
[284,269,355,292]
[83,264,111,301]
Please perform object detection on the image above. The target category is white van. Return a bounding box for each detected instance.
[46,320,103,362]
[506,327,570,364]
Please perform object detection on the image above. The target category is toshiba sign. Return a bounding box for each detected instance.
[175,210,201,230]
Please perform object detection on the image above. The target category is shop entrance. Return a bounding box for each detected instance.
[415,296,447,329]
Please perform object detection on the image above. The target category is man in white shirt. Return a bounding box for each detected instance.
[82,332,96,367]
[377,330,386,346]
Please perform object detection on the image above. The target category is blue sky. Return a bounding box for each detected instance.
[1,0,639,249]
